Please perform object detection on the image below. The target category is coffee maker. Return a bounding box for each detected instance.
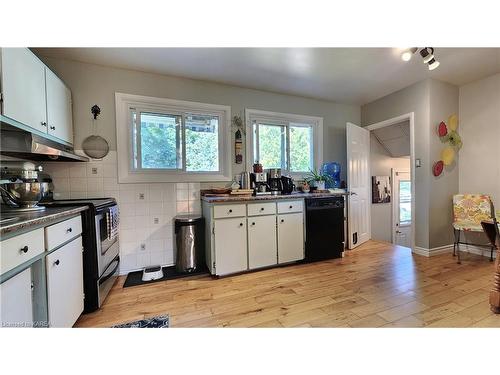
[267,168,282,195]
[250,172,271,196]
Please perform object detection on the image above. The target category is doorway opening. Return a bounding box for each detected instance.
[366,114,415,251]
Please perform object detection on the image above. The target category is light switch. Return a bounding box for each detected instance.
[415,158,421,168]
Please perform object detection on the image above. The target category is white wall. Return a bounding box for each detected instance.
[458,73,500,208]
[41,153,201,274]
[362,78,460,250]
[362,80,431,249]
[32,55,360,274]
[37,55,360,182]
[370,134,410,243]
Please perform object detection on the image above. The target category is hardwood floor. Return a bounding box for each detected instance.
[75,240,500,328]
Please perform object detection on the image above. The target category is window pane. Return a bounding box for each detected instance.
[185,114,219,172]
[290,125,312,172]
[140,112,180,169]
[258,124,286,169]
[399,180,411,224]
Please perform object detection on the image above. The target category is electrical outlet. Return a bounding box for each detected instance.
[91,167,98,175]
[139,193,145,200]
[140,243,146,251]
[153,217,159,224]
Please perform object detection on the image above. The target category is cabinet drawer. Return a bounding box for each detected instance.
[1,228,44,275]
[277,200,304,214]
[213,204,246,219]
[45,216,82,251]
[247,202,276,216]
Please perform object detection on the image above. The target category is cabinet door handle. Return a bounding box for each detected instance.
[50,126,56,130]
[66,227,73,233]
[239,223,243,227]
[54,259,60,266]
[289,205,293,209]
[260,207,265,211]
[41,121,47,126]
[20,245,29,253]
[251,222,255,226]
[229,209,233,213]
[280,219,285,223]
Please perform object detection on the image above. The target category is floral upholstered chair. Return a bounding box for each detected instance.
[452,194,494,263]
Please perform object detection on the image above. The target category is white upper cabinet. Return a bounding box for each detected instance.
[1,48,74,145]
[1,48,48,133]
[45,68,73,144]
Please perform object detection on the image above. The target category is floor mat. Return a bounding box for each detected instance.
[123,265,209,288]
[112,315,169,328]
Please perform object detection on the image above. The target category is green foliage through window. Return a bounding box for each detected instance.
[253,121,313,172]
[133,111,219,172]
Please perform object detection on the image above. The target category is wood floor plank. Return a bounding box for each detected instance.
[74,240,500,328]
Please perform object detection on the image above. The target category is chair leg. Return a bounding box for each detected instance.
[491,245,495,262]
[453,229,457,256]
[456,230,461,264]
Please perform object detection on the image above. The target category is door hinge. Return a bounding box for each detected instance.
[212,261,216,270]
[0,92,3,102]
[212,226,215,235]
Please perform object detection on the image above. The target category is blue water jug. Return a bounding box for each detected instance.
[322,162,341,189]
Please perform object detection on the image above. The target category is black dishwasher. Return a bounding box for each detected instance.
[304,196,345,262]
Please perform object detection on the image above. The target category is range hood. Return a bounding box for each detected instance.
[0,116,89,162]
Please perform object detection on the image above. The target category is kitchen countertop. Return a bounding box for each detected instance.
[201,191,347,203]
[0,206,88,238]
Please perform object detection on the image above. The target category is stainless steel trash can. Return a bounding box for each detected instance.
[174,214,205,273]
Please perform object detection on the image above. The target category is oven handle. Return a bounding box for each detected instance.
[99,257,120,286]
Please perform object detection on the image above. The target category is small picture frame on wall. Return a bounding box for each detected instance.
[372,176,391,203]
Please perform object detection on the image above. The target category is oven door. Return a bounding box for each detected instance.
[98,255,120,307]
[95,210,120,277]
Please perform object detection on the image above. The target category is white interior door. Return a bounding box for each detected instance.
[392,169,412,248]
[346,122,371,249]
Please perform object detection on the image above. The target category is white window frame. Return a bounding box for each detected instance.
[115,93,232,183]
[245,108,323,179]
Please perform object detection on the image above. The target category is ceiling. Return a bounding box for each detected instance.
[33,48,500,105]
[372,121,410,158]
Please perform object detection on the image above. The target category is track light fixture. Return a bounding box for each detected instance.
[401,47,440,71]
[419,47,435,64]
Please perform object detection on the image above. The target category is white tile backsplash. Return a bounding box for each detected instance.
[41,151,203,275]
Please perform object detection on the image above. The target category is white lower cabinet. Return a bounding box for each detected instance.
[0,268,33,328]
[214,218,248,276]
[248,215,277,269]
[205,199,305,276]
[277,213,305,264]
[46,237,84,327]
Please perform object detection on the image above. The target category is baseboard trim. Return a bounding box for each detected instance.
[413,245,454,257]
[413,244,496,259]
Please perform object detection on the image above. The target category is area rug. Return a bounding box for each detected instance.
[112,315,169,328]
[123,265,209,288]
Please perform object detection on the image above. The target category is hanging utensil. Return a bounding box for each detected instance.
[82,104,109,159]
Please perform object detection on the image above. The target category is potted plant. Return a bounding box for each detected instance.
[303,169,332,190]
